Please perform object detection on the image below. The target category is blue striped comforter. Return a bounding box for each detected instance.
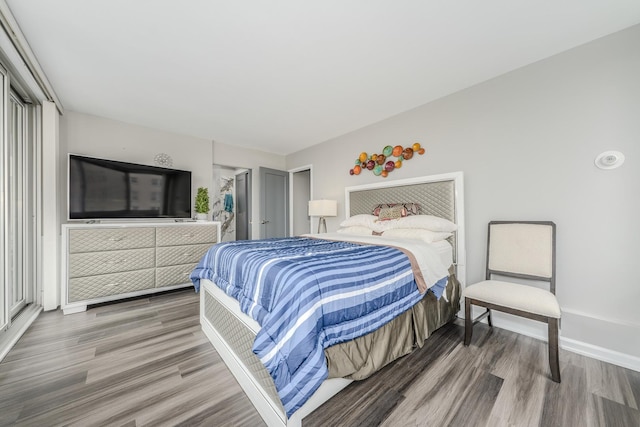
[190,236,448,417]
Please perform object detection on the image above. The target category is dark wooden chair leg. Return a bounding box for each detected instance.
[464,298,472,346]
[548,318,561,383]
[487,309,493,327]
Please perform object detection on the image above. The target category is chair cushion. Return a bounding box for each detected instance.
[462,280,561,318]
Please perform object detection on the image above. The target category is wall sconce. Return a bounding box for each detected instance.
[595,151,625,170]
[308,200,337,233]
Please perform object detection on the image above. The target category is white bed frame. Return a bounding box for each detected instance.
[199,171,466,426]
[200,281,351,426]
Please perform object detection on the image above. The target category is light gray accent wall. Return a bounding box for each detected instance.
[59,111,214,220]
[287,25,640,358]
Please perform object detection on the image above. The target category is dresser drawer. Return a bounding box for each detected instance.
[68,269,155,302]
[68,248,155,278]
[156,225,217,246]
[62,222,221,314]
[69,227,155,253]
[156,244,211,267]
[156,264,197,288]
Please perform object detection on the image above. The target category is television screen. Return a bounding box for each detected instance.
[69,155,192,220]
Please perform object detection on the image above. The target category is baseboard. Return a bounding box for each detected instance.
[464,307,640,373]
[560,308,640,372]
[0,304,43,362]
[560,336,640,372]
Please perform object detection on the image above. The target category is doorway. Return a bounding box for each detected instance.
[235,169,251,240]
[211,164,312,241]
[290,166,312,235]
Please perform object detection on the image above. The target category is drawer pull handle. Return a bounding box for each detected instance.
[105,259,127,265]
[182,233,194,237]
[105,281,127,287]
[182,272,190,276]
[182,253,192,257]
[108,237,125,242]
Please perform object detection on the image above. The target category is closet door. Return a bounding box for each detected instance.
[259,167,289,239]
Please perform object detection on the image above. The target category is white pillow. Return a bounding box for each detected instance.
[382,228,452,243]
[340,214,379,229]
[383,215,457,232]
[337,226,374,236]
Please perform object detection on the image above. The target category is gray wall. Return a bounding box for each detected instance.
[60,111,214,219]
[287,25,640,359]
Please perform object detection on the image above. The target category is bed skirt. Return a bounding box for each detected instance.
[200,266,460,426]
[327,266,460,380]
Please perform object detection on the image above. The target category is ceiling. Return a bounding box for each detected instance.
[6,1,640,155]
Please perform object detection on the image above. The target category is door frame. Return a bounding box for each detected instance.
[288,164,313,236]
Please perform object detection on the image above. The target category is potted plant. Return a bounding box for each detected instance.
[194,187,210,221]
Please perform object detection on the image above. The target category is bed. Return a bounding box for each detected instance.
[195,172,466,427]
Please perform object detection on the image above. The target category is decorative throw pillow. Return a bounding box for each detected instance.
[377,205,407,221]
[372,203,421,216]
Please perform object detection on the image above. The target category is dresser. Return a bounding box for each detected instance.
[61,222,220,314]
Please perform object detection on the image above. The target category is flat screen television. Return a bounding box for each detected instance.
[68,154,192,220]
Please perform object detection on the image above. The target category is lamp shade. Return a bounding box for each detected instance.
[308,199,337,217]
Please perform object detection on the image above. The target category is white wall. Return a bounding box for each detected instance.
[286,25,640,362]
[60,111,214,218]
[213,141,286,238]
[41,101,60,310]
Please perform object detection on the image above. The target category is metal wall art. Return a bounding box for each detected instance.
[349,142,425,177]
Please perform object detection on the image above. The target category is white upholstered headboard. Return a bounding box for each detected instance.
[344,172,466,286]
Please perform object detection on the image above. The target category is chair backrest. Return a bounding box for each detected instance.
[486,221,556,294]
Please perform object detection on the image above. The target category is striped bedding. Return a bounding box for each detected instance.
[190,236,449,417]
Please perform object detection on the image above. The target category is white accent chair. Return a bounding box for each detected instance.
[462,221,561,382]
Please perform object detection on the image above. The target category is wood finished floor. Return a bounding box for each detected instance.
[0,290,638,427]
